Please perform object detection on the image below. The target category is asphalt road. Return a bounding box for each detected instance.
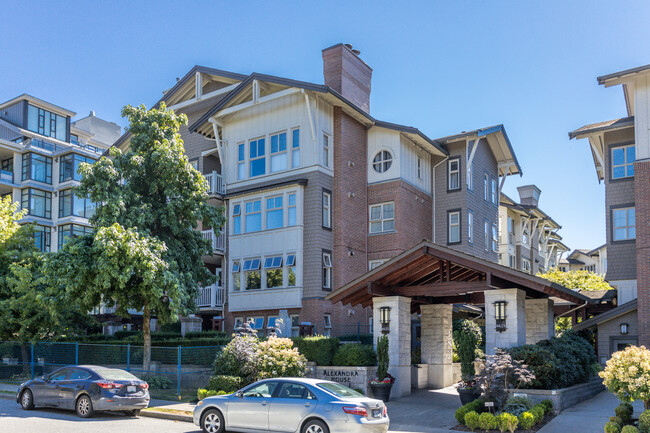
[0,398,201,433]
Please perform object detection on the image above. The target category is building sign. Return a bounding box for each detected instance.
[496,319,507,332]
[321,369,359,385]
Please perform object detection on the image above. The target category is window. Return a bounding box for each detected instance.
[21,188,51,219]
[322,191,331,228]
[245,200,262,233]
[291,314,300,337]
[243,258,261,290]
[243,381,277,398]
[70,134,79,146]
[266,196,283,229]
[264,256,283,288]
[484,174,489,201]
[248,317,265,332]
[323,252,332,289]
[189,159,198,170]
[323,314,332,337]
[27,104,67,141]
[613,207,635,241]
[491,178,497,204]
[322,134,330,168]
[292,128,300,168]
[508,255,516,268]
[612,145,635,179]
[57,224,92,248]
[278,382,311,399]
[369,202,395,233]
[522,258,531,272]
[33,225,50,252]
[417,156,422,179]
[22,153,52,184]
[507,217,514,244]
[232,260,241,291]
[522,222,529,245]
[468,211,474,244]
[237,143,245,179]
[448,158,460,190]
[287,254,296,287]
[233,204,241,234]
[492,224,498,252]
[59,153,95,182]
[484,221,489,251]
[448,211,460,244]
[234,317,244,330]
[249,138,266,177]
[59,189,95,219]
[373,150,393,173]
[369,259,387,270]
[270,132,288,172]
[288,193,296,226]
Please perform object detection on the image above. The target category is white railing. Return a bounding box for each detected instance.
[196,284,225,308]
[201,229,225,251]
[0,170,13,183]
[204,171,226,195]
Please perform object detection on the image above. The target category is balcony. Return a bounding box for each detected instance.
[0,170,13,184]
[201,229,225,252]
[204,171,226,195]
[196,283,225,309]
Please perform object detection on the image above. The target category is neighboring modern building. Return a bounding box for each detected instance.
[557,246,607,274]
[571,63,650,360]
[498,186,568,275]
[0,94,120,252]
[114,44,523,336]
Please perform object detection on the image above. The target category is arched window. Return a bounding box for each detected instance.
[372,150,393,173]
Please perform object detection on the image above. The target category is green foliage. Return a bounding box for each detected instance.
[338,334,373,345]
[538,268,614,291]
[615,402,634,424]
[518,412,535,430]
[207,375,241,393]
[464,411,480,430]
[198,389,228,400]
[639,410,650,433]
[332,344,377,366]
[610,416,624,426]
[505,396,533,410]
[412,345,422,365]
[621,426,639,433]
[353,388,364,395]
[496,412,518,433]
[254,337,307,380]
[502,396,534,417]
[478,412,497,430]
[142,374,172,390]
[0,195,26,243]
[214,334,259,380]
[453,319,482,379]
[292,336,339,366]
[606,422,623,433]
[376,335,389,382]
[540,399,554,414]
[509,330,596,389]
[456,399,486,424]
[185,331,227,340]
[601,347,650,407]
[531,405,545,423]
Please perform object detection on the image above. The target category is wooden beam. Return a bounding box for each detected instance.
[396,260,442,286]
[393,281,490,297]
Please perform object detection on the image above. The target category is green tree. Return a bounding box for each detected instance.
[538,268,614,292]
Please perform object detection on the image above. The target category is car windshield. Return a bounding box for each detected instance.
[92,368,140,381]
[317,382,364,398]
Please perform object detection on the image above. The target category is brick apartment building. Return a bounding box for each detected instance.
[571,64,650,361]
[115,44,523,337]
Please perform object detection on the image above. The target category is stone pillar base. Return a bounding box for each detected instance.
[427,363,454,389]
[389,365,411,398]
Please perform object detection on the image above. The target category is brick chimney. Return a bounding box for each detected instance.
[517,185,541,207]
[322,43,372,114]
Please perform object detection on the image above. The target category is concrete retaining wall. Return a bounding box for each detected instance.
[307,365,377,396]
[513,377,605,412]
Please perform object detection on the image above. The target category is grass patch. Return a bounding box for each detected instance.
[143,407,192,416]
[0,390,14,395]
[148,388,197,403]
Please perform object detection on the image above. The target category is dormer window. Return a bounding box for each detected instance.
[373,150,393,173]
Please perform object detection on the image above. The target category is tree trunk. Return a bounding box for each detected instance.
[645,399,650,410]
[142,303,151,372]
[20,343,30,377]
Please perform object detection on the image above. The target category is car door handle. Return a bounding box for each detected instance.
[304,403,312,407]
[261,401,268,406]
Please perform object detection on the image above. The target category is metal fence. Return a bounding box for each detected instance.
[0,341,222,398]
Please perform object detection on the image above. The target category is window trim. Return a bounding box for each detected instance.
[269,131,288,173]
[484,173,489,201]
[265,195,284,230]
[322,132,331,168]
[447,209,461,245]
[291,128,301,169]
[372,150,394,173]
[468,210,474,244]
[322,250,332,290]
[244,199,262,233]
[249,137,266,178]
[611,204,636,243]
[491,223,498,252]
[484,220,490,251]
[447,157,461,192]
[322,189,331,230]
[21,187,52,219]
[610,142,635,181]
[369,201,395,234]
[491,177,498,205]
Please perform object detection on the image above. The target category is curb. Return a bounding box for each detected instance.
[0,393,16,401]
[140,409,193,423]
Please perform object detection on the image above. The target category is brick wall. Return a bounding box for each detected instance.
[635,159,650,346]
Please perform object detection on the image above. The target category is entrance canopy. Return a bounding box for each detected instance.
[327,241,592,312]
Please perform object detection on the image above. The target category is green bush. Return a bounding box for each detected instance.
[496,412,518,433]
[464,411,480,430]
[141,374,172,390]
[292,336,339,366]
[621,426,639,433]
[540,399,554,414]
[255,338,307,380]
[610,416,624,426]
[376,335,389,381]
[160,322,181,333]
[197,389,229,400]
[113,330,139,340]
[531,405,544,423]
[502,396,534,417]
[518,412,535,430]
[639,410,650,433]
[332,344,376,366]
[338,334,373,345]
[616,403,634,424]
[185,331,228,339]
[214,334,260,380]
[208,375,242,393]
[456,405,470,425]
[605,421,622,433]
[454,319,482,378]
[478,412,497,430]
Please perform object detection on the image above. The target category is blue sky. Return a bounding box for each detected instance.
[2,0,649,251]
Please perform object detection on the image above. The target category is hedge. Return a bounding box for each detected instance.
[292,336,339,366]
[332,344,376,367]
[208,375,242,393]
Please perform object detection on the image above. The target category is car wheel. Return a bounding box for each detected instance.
[20,389,34,410]
[75,395,94,418]
[125,409,141,417]
[302,419,329,433]
[201,408,225,433]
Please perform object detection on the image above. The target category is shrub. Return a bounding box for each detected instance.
[610,416,624,426]
[518,412,535,430]
[376,335,389,381]
[531,405,544,423]
[208,375,242,393]
[197,389,228,400]
[214,334,260,381]
[474,350,535,408]
[292,336,339,366]
[497,412,518,433]
[456,405,471,425]
[502,395,533,416]
[615,402,634,424]
[255,337,307,380]
[478,412,497,431]
[141,374,172,390]
[332,344,377,366]
[185,330,228,339]
[605,422,622,433]
[338,334,373,345]
[464,411,480,430]
[621,426,639,433]
[639,410,650,432]
[455,400,486,425]
[454,319,482,378]
[540,399,554,414]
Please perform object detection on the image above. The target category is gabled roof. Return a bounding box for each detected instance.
[568,117,634,139]
[573,299,637,331]
[598,64,650,85]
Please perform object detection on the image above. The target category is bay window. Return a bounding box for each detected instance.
[292,129,300,168]
[264,256,283,288]
[243,258,261,290]
[21,188,51,219]
[22,153,52,184]
[266,196,283,229]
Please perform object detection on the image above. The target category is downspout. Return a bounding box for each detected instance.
[555,300,590,329]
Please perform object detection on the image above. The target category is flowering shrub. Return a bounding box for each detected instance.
[369,373,394,385]
[254,337,307,380]
[214,334,259,382]
[600,346,650,409]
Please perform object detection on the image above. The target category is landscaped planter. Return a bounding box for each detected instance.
[452,362,462,383]
[369,382,393,402]
[512,376,605,412]
[457,388,480,405]
[309,366,377,396]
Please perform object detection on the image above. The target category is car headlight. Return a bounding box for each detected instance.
[197,400,204,406]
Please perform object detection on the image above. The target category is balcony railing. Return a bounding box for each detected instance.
[201,229,225,251]
[204,171,226,195]
[196,283,225,308]
[0,170,13,183]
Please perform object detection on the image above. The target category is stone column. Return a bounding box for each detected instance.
[484,289,526,355]
[181,316,202,336]
[420,304,453,388]
[525,298,554,344]
[373,296,411,399]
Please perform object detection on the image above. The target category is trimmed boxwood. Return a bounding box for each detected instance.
[208,375,242,393]
[332,344,376,367]
[292,336,339,366]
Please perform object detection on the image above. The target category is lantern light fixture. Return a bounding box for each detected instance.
[620,323,629,335]
[380,306,391,334]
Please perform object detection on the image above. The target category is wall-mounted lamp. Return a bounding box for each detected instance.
[494,300,507,332]
[620,323,629,335]
[380,306,391,334]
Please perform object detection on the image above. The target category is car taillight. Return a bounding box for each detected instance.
[343,406,367,417]
[383,406,387,417]
[97,382,123,390]
[140,383,149,390]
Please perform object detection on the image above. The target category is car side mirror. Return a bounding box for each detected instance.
[236,391,244,399]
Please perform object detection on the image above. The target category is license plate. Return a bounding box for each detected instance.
[127,386,136,393]
[372,409,380,417]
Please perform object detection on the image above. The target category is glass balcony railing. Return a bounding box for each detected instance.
[0,170,13,183]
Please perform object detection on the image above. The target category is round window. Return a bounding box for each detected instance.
[372,150,393,173]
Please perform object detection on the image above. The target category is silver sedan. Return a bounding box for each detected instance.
[193,377,389,433]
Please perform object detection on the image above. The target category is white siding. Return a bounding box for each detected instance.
[635,74,650,160]
[400,135,431,194]
[367,127,400,184]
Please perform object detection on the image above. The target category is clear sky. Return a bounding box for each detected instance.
[2,0,649,251]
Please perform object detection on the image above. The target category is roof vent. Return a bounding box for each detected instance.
[344,43,353,49]
[90,110,96,116]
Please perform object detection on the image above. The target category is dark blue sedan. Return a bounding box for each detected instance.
[16,365,150,418]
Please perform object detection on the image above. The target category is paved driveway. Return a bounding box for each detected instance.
[387,387,460,433]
